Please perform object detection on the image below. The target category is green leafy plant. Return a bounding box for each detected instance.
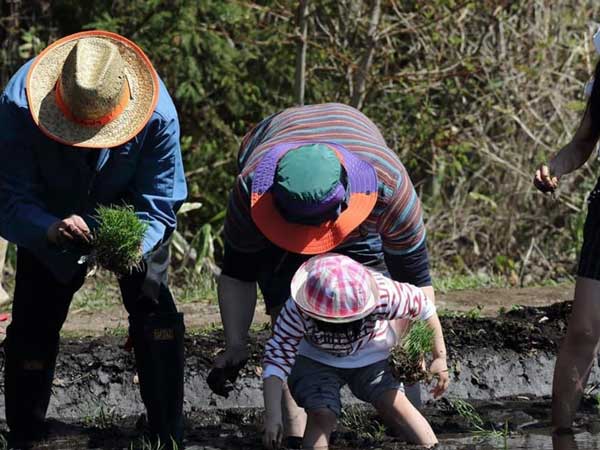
[389,321,434,384]
[92,205,147,275]
[465,305,483,319]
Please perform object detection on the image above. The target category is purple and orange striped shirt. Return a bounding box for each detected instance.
[262,271,435,381]
[224,103,426,258]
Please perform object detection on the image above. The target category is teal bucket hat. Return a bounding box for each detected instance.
[250,141,378,254]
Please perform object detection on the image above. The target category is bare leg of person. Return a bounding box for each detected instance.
[373,389,437,447]
[0,238,10,304]
[302,408,336,450]
[552,277,600,431]
[269,305,307,440]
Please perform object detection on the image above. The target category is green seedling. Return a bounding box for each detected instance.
[389,321,434,383]
[594,392,600,413]
[450,399,508,445]
[92,205,147,275]
[403,321,435,361]
[129,436,179,450]
[466,305,483,319]
[83,404,118,429]
[340,405,387,443]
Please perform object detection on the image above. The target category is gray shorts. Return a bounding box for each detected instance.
[287,356,403,417]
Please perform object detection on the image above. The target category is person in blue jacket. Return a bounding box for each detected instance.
[0,31,187,449]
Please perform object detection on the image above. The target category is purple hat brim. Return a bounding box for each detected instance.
[252,141,378,197]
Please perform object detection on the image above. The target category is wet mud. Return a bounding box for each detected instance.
[3,301,600,449]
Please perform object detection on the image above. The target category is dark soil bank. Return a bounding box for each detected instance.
[3,301,600,449]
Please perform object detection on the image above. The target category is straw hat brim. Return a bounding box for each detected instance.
[26,30,159,148]
[290,259,380,323]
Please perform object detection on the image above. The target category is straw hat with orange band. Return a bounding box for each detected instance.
[26,30,159,148]
[250,142,379,254]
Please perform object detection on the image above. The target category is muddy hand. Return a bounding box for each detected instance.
[207,348,249,398]
[47,214,92,249]
[262,417,283,450]
[534,164,559,194]
[429,357,449,398]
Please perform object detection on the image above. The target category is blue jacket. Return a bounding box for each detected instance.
[0,60,187,283]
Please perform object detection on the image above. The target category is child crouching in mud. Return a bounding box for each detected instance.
[262,253,449,449]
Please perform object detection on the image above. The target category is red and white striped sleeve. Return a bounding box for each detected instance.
[262,298,307,381]
[373,273,436,321]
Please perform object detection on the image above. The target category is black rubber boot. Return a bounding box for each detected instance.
[4,332,58,447]
[130,312,185,449]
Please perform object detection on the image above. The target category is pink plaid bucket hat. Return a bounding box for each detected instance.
[291,253,379,323]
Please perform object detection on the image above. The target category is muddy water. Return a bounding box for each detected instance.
[5,402,600,449]
[437,432,600,450]
[3,302,600,449]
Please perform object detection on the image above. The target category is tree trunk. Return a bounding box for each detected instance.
[294,0,309,105]
[350,0,381,109]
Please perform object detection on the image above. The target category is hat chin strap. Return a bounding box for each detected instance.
[54,76,131,127]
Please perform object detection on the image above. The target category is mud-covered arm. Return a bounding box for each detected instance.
[128,112,187,256]
[0,95,58,248]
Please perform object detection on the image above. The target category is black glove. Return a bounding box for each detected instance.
[206,359,248,398]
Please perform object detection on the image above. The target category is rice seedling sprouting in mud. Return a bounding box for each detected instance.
[389,321,434,384]
[130,436,179,450]
[86,205,147,275]
[450,399,508,445]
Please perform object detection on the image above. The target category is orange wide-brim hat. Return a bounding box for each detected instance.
[250,141,378,254]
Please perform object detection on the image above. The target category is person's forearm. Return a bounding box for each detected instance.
[426,314,447,360]
[218,274,257,349]
[422,285,435,305]
[550,140,595,177]
[263,376,284,419]
[550,107,598,178]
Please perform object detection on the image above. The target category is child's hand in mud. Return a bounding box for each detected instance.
[262,412,283,450]
[429,357,449,398]
[534,163,559,194]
